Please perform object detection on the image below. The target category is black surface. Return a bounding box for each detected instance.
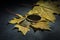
[0,0,60,40]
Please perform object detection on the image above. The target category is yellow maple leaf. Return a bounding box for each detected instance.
[9,0,60,35]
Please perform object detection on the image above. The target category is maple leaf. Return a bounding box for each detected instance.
[9,0,60,35]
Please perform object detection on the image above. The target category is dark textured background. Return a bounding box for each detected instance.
[0,0,60,40]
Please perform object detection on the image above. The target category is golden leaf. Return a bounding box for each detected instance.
[9,0,60,35]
